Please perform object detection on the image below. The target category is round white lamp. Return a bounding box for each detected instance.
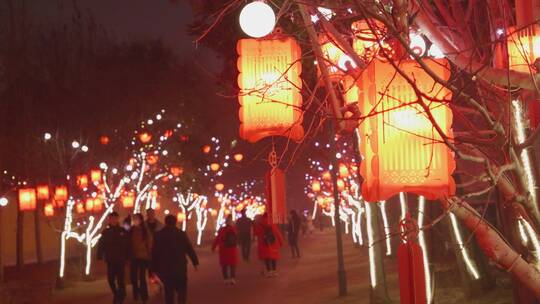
[239,1,276,38]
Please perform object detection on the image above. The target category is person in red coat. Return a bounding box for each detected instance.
[254,213,284,277]
[212,215,239,285]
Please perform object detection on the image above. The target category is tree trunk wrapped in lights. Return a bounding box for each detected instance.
[357,58,456,202]
[237,34,304,143]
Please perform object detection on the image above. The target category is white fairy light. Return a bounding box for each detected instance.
[417,196,433,303]
[81,145,89,152]
[72,141,80,149]
[44,133,52,141]
[449,213,480,279]
[0,197,8,207]
[512,99,537,206]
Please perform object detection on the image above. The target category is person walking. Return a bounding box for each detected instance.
[212,215,239,285]
[97,212,129,304]
[235,209,253,261]
[287,210,301,258]
[129,213,153,303]
[145,208,164,235]
[152,214,199,304]
[254,213,283,277]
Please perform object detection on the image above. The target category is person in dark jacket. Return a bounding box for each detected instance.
[235,209,253,261]
[287,210,302,258]
[129,213,153,303]
[97,212,129,304]
[146,208,164,235]
[152,214,199,304]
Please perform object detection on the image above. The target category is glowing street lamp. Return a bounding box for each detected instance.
[239,1,276,38]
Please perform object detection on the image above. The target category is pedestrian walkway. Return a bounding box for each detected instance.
[52,230,380,304]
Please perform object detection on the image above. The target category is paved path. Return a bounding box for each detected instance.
[53,230,382,304]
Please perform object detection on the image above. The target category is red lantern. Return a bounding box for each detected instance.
[265,168,287,224]
[170,166,184,177]
[339,164,349,178]
[90,170,102,183]
[202,145,211,154]
[76,202,85,214]
[215,183,225,191]
[77,175,89,189]
[210,163,220,171]
[237,36,304,143]
[177,212,186,222]
[234,153,244,162]
[100,135,110,145]
[36,185,50,200]
[357,59,455,202]
[85,198,94,212]
[122,192,135,208]
[18,188,36,211]
[93,198,104,212]
[311,181,321,193]
[146,155,159,165]
[139,132,152,144]
[44,203,55,217]
[164,130,173,138]
[54,186,68,206]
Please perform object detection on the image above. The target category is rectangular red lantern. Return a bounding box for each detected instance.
[44,203,55,217]
[90,170,102,183]
[357,59,455,202]
[507,25,540,73]
[85,198,94,212]
[265,168,286,224]
[122,192,135,208]
[54,186,68,206]
[36,185,50,200]
[18,188,37,211]
[237,35,304,143]
[77,175,88,189]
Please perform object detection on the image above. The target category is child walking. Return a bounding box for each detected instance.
[212,215,239,285]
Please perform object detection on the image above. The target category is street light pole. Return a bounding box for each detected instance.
[297,1,347,296]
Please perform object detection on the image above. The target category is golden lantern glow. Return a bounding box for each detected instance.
[100,135,110,145]
[337,179,346,191]
[357,59,455,202]
[316,196,324,206]
[122,192,135,208]
[164,130,173,138]
[77,175,89,189]
[93,198,104,212]
[506,25,540,73]
[352,19,387,61]
[319,34,355,79]
[18,188,36,211]
[36,185,50,200]
[210,163,220,171]
[202,145,211,154]
[85,198,94,212]
[139,132,152,144]
[146,155,159,165]
[311,180,321,193]
[236,203,245,212]
[44,203,54,217]
[76,202,85,214]
[170,166,184,177]
[90,170,102,183]
[322,171,332,181]
[54,186,68,205]
[177,212,186,222]
[215,183,225,191]
[234,153,244,162]
[210,209,218,217]
[237,36,304,143]
[339,164,349,178]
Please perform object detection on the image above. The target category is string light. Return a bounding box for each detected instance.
[449,213,480,279]
[417,196,433,303]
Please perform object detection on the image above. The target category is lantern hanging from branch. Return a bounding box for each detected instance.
[36,185,50,200]
[202,145,211,154]
[85,198,95,212]
[18,188,36,211]
[357,59,455,202]
[506,25,540,73]
[100,135,110,145]
[237,34,304,143]
[170,166,184,177]
[93,198,104,212]
[76,202,85,214]
[311,180,321,192]
[90,170,102,183]
[122,191,135,208]
[146,155,159,165]
[210,163,220,171]
[318,34,355,79]
[77,175,89,189]
[215,183,225,191]
[54,186,68,206]
[234,153,244,162]
[139,132,152,144]
[44,203,55,217]
[177,212,186,223]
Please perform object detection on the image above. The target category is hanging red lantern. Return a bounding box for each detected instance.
[202,145,211,154]
[164,130,173,138]
[339,164,349,178]
[210,163,220,171]
[146,155,159,165]
[77,175,89,189]
[357,59,455,202]
[93,198,104,212]
[85,198,95,212]
[215,183,225,191]
[177,212,186,222]
[100,135,110,145]
[36,185,50,200]
[234,153,244,162]
[18,188,36,211]
[76,202,85,214]
[54,186,68,203]
[170,166,184,177]
[180,135,189,142]
[90,170,102,183]
[311,181,321,193]
[237,35,304,143]
[44,203,55,217]
[139,132,152,144]
[336,179,346,191]
[322,171,332,181]
[122,192,135,208]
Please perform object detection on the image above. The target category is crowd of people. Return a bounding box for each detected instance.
[96,208,308,304]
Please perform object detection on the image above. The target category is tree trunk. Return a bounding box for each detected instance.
[443,197,540,298]
[365,202,391,303]
[34,203,43,264]
[16,209,24,269]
